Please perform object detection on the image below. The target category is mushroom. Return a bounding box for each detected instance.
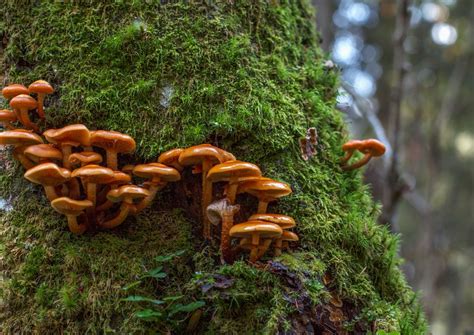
[89,130,136,170]
[23,144,63,164]
[229,221,282,263]
[248,214,297,256]
[2,84,30,125]
[132,163,181,213]
[341,139,386,171]
[237,237,273,260]
[99,185,150,229]
[71,164,115,207]
[0,129,44,169]
[68,151,103,167]
[9,94,39,131]
[273,231,299,256]
[178,144,225,239]
[0,109,17,129]
[95,171,133,211]
[24,162,71,201]
[206,198,240,263]
[158,148,184,171]
[206,160,262,204]
[28,80,54,119]
[44,124,91,169]
[340,140,364,165]
[51,197,92,234]
[236,177,292,213]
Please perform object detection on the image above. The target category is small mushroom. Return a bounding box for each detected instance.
[273,231,299,256]
[0,109,17,129]
[96,171,133,211]
[158,148,184,171]
[132,163,181,213]
[0,129,44,169]
[51,197,92,234]
[237,177,292,213]
[229,221,282,263]
[207,160,262,204]
[24,162,71,201]
[248,213,296,230]
[71,164,115,207]
[9,94,39,131]
[44,124,91,169]
[206,198,240,263]
[23,144,63,164]
[178,144,225,239]
[28,80,54,119]
[99,185,150,229]
[2,84,30,125]
[341,139,386,171]
[340,140,364,165]
[68,151,103,167]
[89,130,136,170]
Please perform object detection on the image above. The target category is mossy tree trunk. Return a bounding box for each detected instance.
[0,2,426,334]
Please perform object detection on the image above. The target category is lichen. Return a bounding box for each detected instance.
[0,1,426,334]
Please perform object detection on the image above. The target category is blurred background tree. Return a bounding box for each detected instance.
[313,0,473,333]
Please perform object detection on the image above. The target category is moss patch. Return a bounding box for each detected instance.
[1,1,426,334]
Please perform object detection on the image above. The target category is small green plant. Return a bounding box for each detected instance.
[122,250,205,326]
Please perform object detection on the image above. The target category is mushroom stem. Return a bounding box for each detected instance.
[342,153,372,171]
[13,147,35,169]
[201,159,213,239]
[67,179,81,199]
[227,180,239,204]
[257,239,273,259]
[99,202,132,229]
[36,94,46,119]
[106,151,118,170]
[85,182,97,224]
[66,213,87,235]
[274,239,283,257]
[257,201,269,214]
[134,183,164,214]
[220,207,239,263]
[340,150,355,164]
[61,145,72,169]
[19,109,38,132]
[249,232,260,263]
[43,185,60,201]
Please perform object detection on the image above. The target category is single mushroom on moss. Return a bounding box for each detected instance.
[0,109,17,129]
[24,162,71,201]
[237,177,292,213]
[51,197,92,235]
[132,162,181,213]
[229,221,282,263]
[0,129,44,169]
[207,198,240,263]
[99,185,150,229]
[341,139,386,171]
[90,130,136,170]
[28,80,54,119]
[44,124,91,169]
[178,144,225,239]
[207,160,262,205]
[9,94,39,131]
[340,140,364,165]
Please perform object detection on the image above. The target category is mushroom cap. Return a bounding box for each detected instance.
[121,164,135,175]
[9,94,38,110]
[133,163,181,183]
[104,171,131,186]
[342,140,364,152]
[90,130,136,153]
[44,124,91,147]
[207,160,262,183]
[178,144,225,167]
[237,178,292,201]
[68,151,103,166]
[158,148,184,169]
[360,139,386,157]
[248,213,296,229]
[2,84,29,99]
[71,164,115,184]
[0,109,17,122]
[0,129,44,146]
[51,197,93,215]
[24,162,71,186]
[218,148,236,162]
[28,80,54,95]
[23,144,63,163]
[107,185,150,203]
[280,230,299,242]
[229,221,283,239]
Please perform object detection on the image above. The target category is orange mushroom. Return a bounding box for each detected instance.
[341,139,386,171]
[158,148,184,171]
[23,144,63,164]
[9,94,39,131]
[51,197,92,234]
[68,151,103,167]
[24,162,71,201]
[28,80,54,119]
[340,140,364,165]
[237,177,292,213]
[0,129,44,169]
[96,171,132,211]
[90,130,136,170]
[0,109,17,129]
[71,164,115,206]
[2,84,30,125]
[44,124,91,169]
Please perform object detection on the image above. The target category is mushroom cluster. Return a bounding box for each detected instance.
[340,139,386,170]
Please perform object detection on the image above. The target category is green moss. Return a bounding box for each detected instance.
[0,1,426,334]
